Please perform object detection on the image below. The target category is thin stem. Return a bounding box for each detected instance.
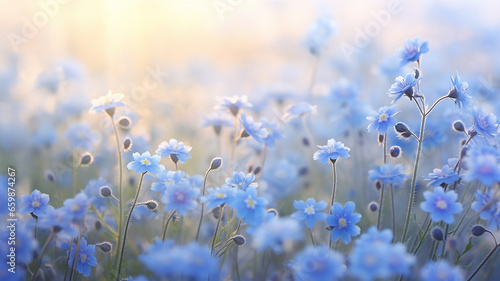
[467,244,500,281]
[63,237,74,281]
[413,98,424,116]
[211,204,225,255]
[412,219,432,255]
[309,228,316,246]
[31,230,55,281]
[426,96,448,115]
[111,116,123,271]
[69,236,80,281]
[329,162,337,213]
[440,224,450,258]
[377,183,385,230]
[401,112,427,243]
[116,172,145,280]
[91,207,118,237]
[390,184,396,236]
[195,167,211,241]
[162,210,176,241]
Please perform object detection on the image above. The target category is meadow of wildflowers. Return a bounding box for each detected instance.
[1,1,500,280]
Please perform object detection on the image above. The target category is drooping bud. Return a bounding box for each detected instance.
[378,134,384,144]
[452,120,465,132]
[100,186,112,198]
[394,122,412,138]
[368,201,378,212]
[96,242,113,253]
[302,137,310,147]
[472,225,487,236]
[431,227,444,241]
[389,146,402,158]
[253,166,261,175]
[123,137,133,151]
[232,235,246,246]
[145,200,158,211]
[118,116,132,129]
[80,153,94,166]
[374,180,382,191]
[210,157,223,170]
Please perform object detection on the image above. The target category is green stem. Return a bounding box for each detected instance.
[401,112,426,243]
[467,244,500,281]
[116,172,145,280]
[390,184,396,236]
[329,162,337,212]
[309,228,316,246]
[195,168,211,241]
[91,207,118,237]
[111,116,123,272]
[162,210,176,241]
[211,205,225,255]
[63,237,73,281]
[69,236,80,281]
[31,230,55,281]
[377,183,385,230]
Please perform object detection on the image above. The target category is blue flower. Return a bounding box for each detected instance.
[252,217,302,253]
[263,158,299,200]
[161,180,199,216]
[420,186,463,224]
[396,37,429,66]
[291,246,346,281]
[127,151,165,174]
[240,113,268,143]
[305,15,336,55]
[291,198,327,228]
[326,201,361,244]
[63,192,91,221]
[313,139,350,164]
[202,111,233,134]
[328,79,360,104]
[151,170,186,195]
[470,107,499,143]
[420,260,464,281]
[282,102,317,122]
[388,72,421,103]
[368,164,409,186]
[350,227,415,280]
[64,122,97,148]
[424,165,460,187]
[260,118,284,147]
[215,95,252,116]
[89,91,125,114]
[156,139,192,164]
[225,171,258,190]
[139,239,217,280]
[67,237,98,277]
[366,105,398,134]
[448,72,472,111]
[228,187,267,226]
[39,207,78,237]
[19,189,54,217]
[200,185,235,209]
[471,190,500,231]
[462,144,500,187]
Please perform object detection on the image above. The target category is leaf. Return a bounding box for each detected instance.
[463,236,473,255]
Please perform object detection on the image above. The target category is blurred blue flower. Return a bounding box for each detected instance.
[139,239,217,280]
[89,91,125,114]
[397,37,429,65]
[282,102,317,122]
[328,79,359,104]
[228,187,267,226]
[127,151,165,174]
[291,198,327,228]
[215,95,252,116]
[202,111,233,134]
[448,72,472,111]
[420,260,464,281]
[19,189,54,217]
[151,170,186,195]
[64,122,97,148]
[388,72,421,103]
[470,107,498,143]
[63,192,91,221]
[156,139,192,163]
[225,171,258,190]
[252,217,302,253]
[263,158,298,200]
[471,189,500,231]
[39,207,78,237]
[201,185,235,209]
[366,105,399,134]
[462,144,500,187]
[260,118,284,147]
[240,113,268,143]
[313,139,350,164]
[368,164,409,186]
[161,180,199,216]
[420,186,463,224]
[291,246,345,281]
[424,165,460,187]
[357,226,393,244]
[305,15,336,55]
[326,201,361,244]
[67,237,98,277]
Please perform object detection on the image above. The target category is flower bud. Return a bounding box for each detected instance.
[414,68,420,79]
[210,157,223,170]
[123,137,133,151]
[253,166,261,175]
[394,122,412,138]
[452,120,465,132]
[472,225,487,236]
[118,116,132,129]
[302,137,310,147]
[145,200,158,211]
[170,154,179,164]
[389,146,402,158]
[447,88,459,99]
[232,235,246,246]
[100,186,112,198]
[368,201,378,212]
[378,134,384,144]
[80,153,93,166]
[96,242,113,253]
[95,221,102,231]
[374,180,382,191]
[46,171,55,183]
[431,227,444,241]
[299,167,308,176]
[267,208,279,217]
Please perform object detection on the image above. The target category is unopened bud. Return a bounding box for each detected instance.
[95,221,102,231]
[123,137,133,151]
[414,68,420,79]
[374,180,382,191]
[368,201,378,212]
[267,208,278,217]
[302,137,310,147]
[389,146,402,158]
[378,134,384,144]
[298,167,308,176]
[145,200,158,211]
[395,122,412,138]
[452,120,465,132]
[118,116,132,129]
[210,157,223,170]
[96,242,112,253]
[100,186,112,198]
[232,235,246,245]
[472,225,487,236]
[80,153,93,166]
[253,166,261,175]
[431,227,444,241]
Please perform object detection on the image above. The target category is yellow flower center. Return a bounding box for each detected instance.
[436,199,447,210]
[245,197,256,209]
[380,113,387,121]
[304,205,315,215]
[72,205,79,211]
[177,193,185,201]
[141,159,151,165]
[216,192,226,199]
[32,201,40,207]
[80,254,87,262]
[339,218,347,227]
[364,254,376,266]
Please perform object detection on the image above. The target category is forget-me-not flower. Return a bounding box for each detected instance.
[470,107,499,143]
[388,72,421,103]
[89,91,125,114]
[366,105,398,134]
[161,180,199,216]
[200,184,235,209]
[228,187,267,226]
[225,171,258,190]
[240,113,268,143]
[67,237,98,277]
[291,198,327,228]
[127,151,165,174]
[420,260,464,281]
[290,246,346,281]
[215,95,252,116]
[462,144,500,187]
[20,189,54,217]
[447,72,472,111]
[156,139,192,164]
[313,139,350,164]
[326,201,361,244]
[252,217,302,253]
[396,37,429,66]
[424,165,460,187]
[420,186,463,224]
[368,164,409,186]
